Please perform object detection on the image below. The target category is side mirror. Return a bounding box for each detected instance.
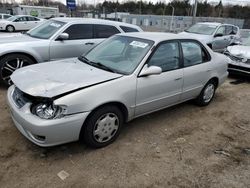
[57,33,69,41]
[214,33,223,38]
[139,65,162,77]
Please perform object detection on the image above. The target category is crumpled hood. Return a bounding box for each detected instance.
[11,58,122,98]
[227,45,250,59]
[179,32,212,44]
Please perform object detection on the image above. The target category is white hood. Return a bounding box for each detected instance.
[11,58,122,98]
[179,31,213,44]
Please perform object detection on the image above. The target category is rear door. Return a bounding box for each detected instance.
[49,24,94,60]
[181,40,212,101]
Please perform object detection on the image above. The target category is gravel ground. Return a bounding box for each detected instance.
[0,77,250,188]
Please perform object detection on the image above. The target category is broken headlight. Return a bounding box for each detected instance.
[32,103,66,120]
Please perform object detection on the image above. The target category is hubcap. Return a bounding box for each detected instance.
[93,113,119,143]
[1,58,30,85]
[203,84,215,103]
[7,26,13,32]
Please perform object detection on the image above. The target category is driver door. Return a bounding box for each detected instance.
[213,25,231,52]
[135,41,183,116]
[49,24,99,60]
[13,16,28,30]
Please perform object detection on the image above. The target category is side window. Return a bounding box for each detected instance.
[3,15,11,19]
[232,26,238,35]
[215,26,226,36]
[148,42,180,72]
[94,24,120,38]
[63,24,93,40]
[27,17,35,21]
[226,25,237,35]
[181,42,209,67]
[120,26,139,33]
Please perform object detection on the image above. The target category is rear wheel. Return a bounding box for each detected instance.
[82,105,124,148]
[6,25,15,32]
[195,80,216,106]
[0,54,35,86]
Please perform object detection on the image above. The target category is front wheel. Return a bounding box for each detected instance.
[82,105,124,148]
[0,54,35,86]
[6,25,15,32]
[195,80,216,106]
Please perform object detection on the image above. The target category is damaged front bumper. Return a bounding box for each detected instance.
[7,85,90,147]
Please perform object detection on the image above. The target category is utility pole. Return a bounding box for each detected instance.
[170,5,175,32]
[192,0,198,24]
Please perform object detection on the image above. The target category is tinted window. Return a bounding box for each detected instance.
[148,42,180,72]
[120,26,139,32]
[15,17,27,22]
[182,42,204,67]
[27,17,39,21]
[233,26,238,35]
[94,24,120,38]
[64,24,93,40]
[3,15,11,19]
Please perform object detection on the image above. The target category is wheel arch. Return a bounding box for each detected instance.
[5,24,15,31]
[208,77,219,89]
[79,101,129,139]
[0,52,39,64]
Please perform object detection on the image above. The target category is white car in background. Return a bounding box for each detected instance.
[0,13,13,20]
[0,15,44,32]
[179,22,240,52]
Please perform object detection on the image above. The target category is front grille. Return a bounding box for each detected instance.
[12,87,30,108]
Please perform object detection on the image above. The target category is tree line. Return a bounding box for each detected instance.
[0,0,250,19]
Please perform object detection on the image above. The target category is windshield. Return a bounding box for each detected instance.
[82,35,154,74]
[26,20,65,39]
[7,16,18,21]
[186,24,218,35]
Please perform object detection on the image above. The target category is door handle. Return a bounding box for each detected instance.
[85,42,95,45]
[206,69,212,72]
[174,77,182,81]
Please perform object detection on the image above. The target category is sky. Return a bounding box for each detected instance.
[77,0,250,6]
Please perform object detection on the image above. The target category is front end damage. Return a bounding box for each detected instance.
[7,85,89,147]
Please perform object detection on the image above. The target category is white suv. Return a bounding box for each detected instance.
[179,22,240,52]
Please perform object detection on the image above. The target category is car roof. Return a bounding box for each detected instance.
[52,17,140,28]
[116,32,193,43]
[196,22,222,26]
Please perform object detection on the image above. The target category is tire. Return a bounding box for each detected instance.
[0,54,35,86]
[6,25,15,32]
[82,105,124,148]
[195,80,216,106]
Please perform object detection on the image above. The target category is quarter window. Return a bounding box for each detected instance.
[148,42,180,72]
[63,24,93,40]
[94,24,120,38]
[181,42,209,67]
[120,26,139,33]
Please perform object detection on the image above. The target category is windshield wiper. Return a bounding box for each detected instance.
[94,62,117,73]
[78,56,117,73]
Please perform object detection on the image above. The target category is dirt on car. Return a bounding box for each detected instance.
[0,78,250,188]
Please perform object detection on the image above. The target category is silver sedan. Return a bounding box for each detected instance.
[7,32,228,148]
[0,17,142,85]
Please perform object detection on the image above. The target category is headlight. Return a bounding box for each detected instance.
[32,103,66,120]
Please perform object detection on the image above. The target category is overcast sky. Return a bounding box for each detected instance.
[77,0,250,5]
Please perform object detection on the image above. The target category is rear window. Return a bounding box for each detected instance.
[120,26,139,33]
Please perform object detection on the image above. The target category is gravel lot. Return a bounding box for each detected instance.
[0,77,250,188]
